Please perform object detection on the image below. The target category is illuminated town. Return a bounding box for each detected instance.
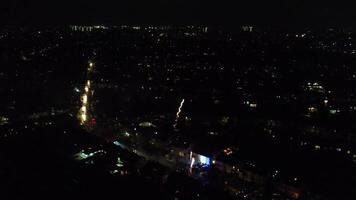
[0,26,356,199]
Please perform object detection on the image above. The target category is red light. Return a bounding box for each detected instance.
[293,192,300,199]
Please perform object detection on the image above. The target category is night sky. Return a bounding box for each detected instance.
[1,0,355,27]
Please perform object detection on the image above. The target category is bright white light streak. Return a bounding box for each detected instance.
[190,157,195,169]
[173,99,185,129]
[177,99,185,118]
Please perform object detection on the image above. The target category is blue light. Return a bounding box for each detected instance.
[199,155,211,166]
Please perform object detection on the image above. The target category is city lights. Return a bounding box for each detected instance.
[223,148,233,155]
[4,25,356,200]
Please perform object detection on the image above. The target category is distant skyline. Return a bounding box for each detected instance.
[1,0,355,27]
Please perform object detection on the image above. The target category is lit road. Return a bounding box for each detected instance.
[78,61,95,126]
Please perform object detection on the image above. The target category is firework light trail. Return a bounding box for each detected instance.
[173,98,185,129]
